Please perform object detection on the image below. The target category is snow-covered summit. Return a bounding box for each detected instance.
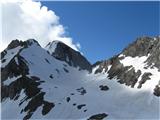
[45,40,60,54]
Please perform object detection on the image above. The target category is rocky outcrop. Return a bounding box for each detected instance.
[107,57,141,88]
[88,113,108,120]
[6,40,23,50]
[122,36,160,70]
[93,59,112,74]
[137,72,152,88]
[45,41,92,72]
[145,37,160,71]
[6,39,40,50]
[122,37,156,57]
[154,85,160,97]
[99,85,109,91]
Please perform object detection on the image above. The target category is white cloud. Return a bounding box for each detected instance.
[1,0,81,52]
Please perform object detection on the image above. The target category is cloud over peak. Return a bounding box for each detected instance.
[1,0,80,51]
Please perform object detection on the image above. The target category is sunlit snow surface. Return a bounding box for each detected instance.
[120,54,160,91]
[1,45,160,119]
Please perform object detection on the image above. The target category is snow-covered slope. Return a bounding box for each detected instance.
[1,37,160,120]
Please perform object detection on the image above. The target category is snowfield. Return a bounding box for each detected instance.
[120,54,160,91]
[1,40,160,120]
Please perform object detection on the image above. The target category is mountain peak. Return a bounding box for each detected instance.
[6,39,23,50]
[45,40,92,72]
[45,40,62,54]
[24,39,40,46]
[6,39,40,50]
[122,36,160,57]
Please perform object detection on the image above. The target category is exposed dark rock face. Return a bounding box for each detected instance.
[46,41,92,72]
[99,85,109,91]
[6,40,23,50]
[42,101,55,115]
[84,109,87,112]
[45,58,50,64]
[6,39,40,50]
[76,87,87,95]
[137,72,152,88]
[2,76,40,101]
[117,68,141,88]
[154,81,160,97]
[122,37,156,57]
[49,74,54,79]
[63,68,69,73]
[93,36,160,96]
[146,38,160,71]
[66,97,70,102]
[1,50,7,59]
[94,60,111,74]
[77,104,86,109]
[87,113,108,120]
[73,103,76,106]
[1,55,29,82]
[70,93,74,95]
[106,57,141,88]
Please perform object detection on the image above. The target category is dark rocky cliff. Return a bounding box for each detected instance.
[46,41,92,72]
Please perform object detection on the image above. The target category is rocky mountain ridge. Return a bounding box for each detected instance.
[93,36,160,96]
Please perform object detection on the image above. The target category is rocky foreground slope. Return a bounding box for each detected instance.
[1,37,160,120]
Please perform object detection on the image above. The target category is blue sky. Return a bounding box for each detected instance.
[41,1,159,64]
